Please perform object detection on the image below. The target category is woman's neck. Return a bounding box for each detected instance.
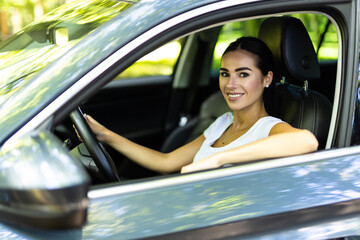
[231,104,268,131]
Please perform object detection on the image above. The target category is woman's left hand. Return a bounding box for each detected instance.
[181,154,221,173]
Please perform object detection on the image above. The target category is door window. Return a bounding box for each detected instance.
[117,40,182,79]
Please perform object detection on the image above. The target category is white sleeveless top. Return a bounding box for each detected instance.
[193,112,283,162]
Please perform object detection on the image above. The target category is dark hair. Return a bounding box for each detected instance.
[222,37,277,116]
[222,36,273,75]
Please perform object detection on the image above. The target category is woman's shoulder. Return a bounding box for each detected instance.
[253,116,284,136]
[259,116,284,125]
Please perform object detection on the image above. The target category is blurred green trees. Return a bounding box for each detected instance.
[0,2,338,80]
[0,0,69,41]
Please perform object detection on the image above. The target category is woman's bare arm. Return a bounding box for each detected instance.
[85,114,204,174]
[181,122,318,173]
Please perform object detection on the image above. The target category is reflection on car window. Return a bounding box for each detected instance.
[117,40,182,79]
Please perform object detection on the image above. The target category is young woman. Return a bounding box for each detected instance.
[82,37,318,174]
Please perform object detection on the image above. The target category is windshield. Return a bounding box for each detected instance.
[0,0,218,145]
[0,0,135,105]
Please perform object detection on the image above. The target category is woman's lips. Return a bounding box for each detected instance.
[227,93,244,101]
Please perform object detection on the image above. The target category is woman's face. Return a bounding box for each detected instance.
[219,49,271,112]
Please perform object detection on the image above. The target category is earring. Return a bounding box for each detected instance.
[265,84,269,88]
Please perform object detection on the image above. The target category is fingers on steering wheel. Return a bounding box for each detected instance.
[73,112,88,142]
[73,124,82,142]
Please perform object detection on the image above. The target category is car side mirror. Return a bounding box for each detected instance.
[0,131,90,229]
[49,27,69,46]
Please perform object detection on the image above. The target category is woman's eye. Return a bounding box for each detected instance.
[240,72,249,77]
[220,72,229,77]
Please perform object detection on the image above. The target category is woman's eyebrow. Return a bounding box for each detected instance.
[235,67,252,72]
[219,67,252,72]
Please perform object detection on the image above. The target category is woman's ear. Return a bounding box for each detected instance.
[264,71,273,87]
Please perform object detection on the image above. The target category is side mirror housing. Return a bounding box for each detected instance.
[0,131,90,229]
[49,27,69,46]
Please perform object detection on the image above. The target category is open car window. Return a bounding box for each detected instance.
[68,11,339,185]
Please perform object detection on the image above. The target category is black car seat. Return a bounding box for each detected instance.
[258,16,333,149]
[161,91,229,153]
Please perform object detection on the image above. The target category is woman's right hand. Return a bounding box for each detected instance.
[82,114,109,142]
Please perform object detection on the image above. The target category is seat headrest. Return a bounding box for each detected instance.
[258,17,320,83]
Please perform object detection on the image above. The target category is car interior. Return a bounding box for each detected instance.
[56,12,339,184]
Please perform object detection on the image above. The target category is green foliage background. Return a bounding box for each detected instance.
[0,2,338,79]
[0,0,68,41]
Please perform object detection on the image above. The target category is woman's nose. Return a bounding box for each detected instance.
[226,75,237,89]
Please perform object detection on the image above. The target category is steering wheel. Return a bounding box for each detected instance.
[70,107,120,182]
